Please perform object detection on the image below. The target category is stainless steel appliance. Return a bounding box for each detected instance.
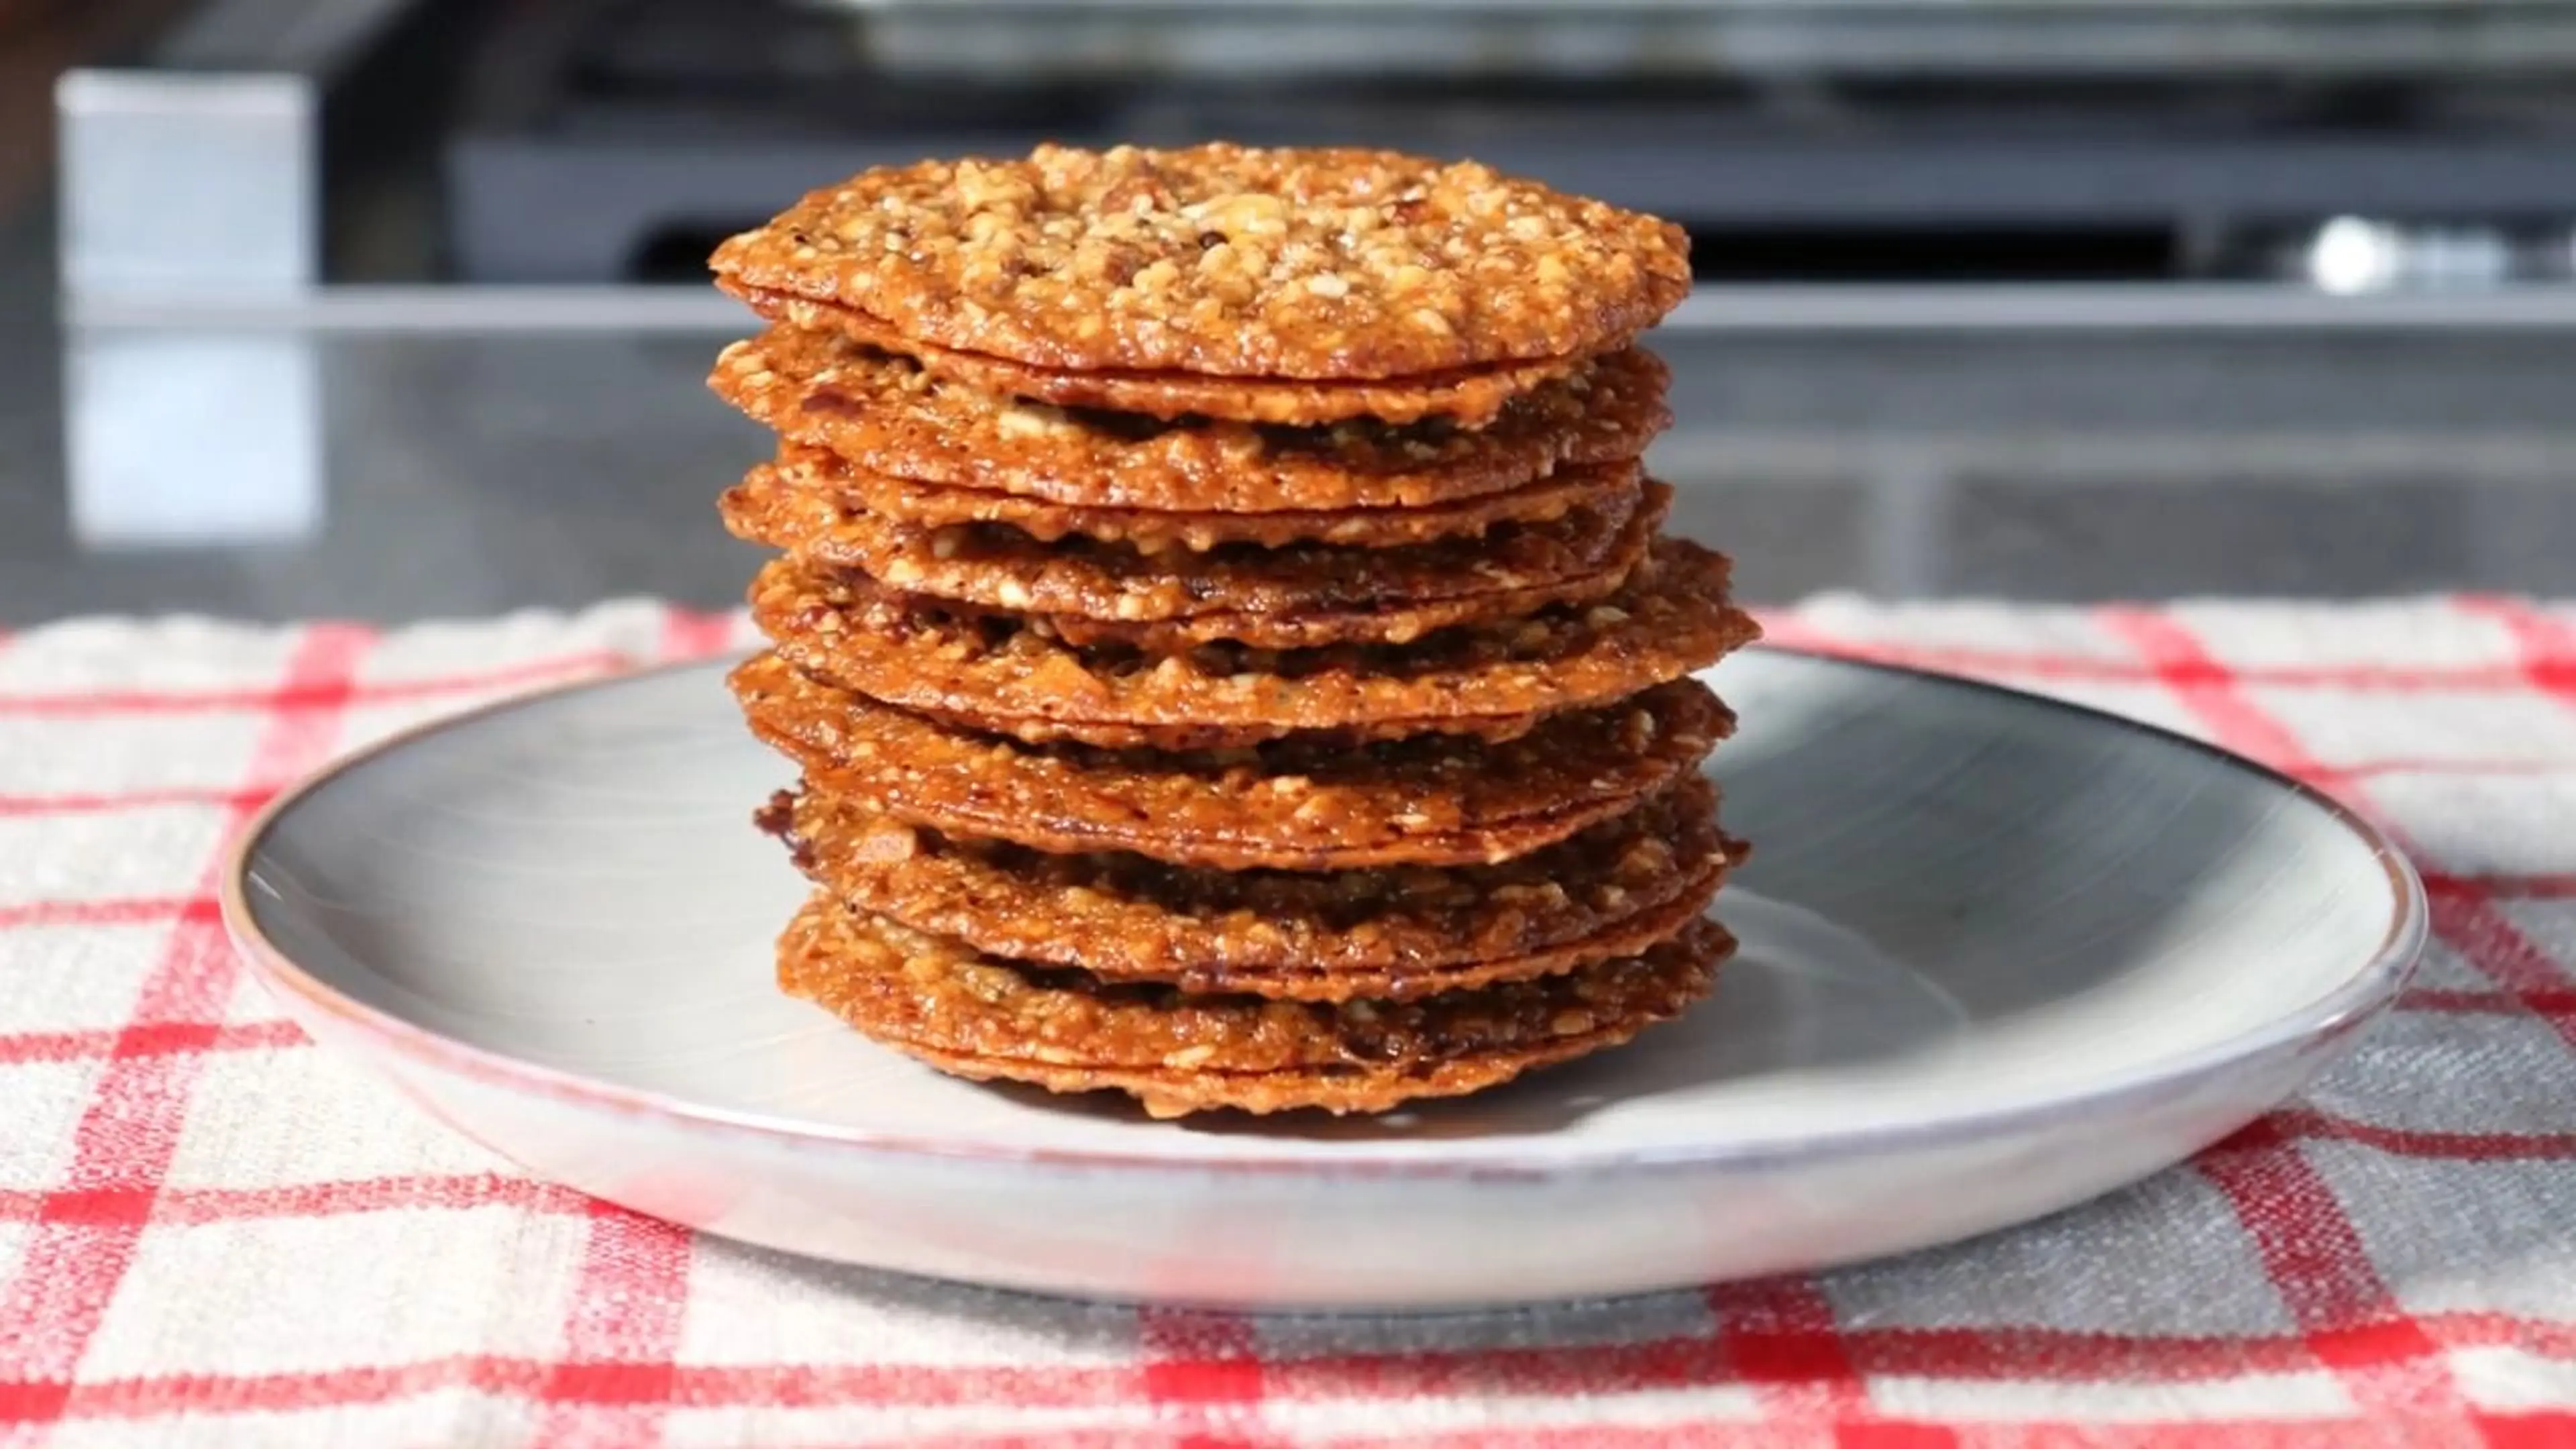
[56,0,2576,303]
[37,0,2576,610]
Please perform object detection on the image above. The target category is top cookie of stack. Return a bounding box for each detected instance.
[710,142,1760,1118]
[713,142,1688,425]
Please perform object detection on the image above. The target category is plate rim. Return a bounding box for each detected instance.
[220,645,2427,1181]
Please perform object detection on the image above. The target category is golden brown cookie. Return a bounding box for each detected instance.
[724,287,1581,427]
[730,653,1731,869]
[725,464,1662,650]
[747,539,1760,750]
[710,328,1670,513]
[778,896,1731,1117]
[740,447,1626,552]
[708,143,1693,381]
[767,775,1733,1000]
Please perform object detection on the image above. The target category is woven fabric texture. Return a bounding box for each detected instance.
[1,598,2572,1447]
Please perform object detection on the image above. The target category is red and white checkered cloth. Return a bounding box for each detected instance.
[3,596,2575,1448]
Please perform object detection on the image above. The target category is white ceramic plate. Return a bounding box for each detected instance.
[224,649,2423,1310]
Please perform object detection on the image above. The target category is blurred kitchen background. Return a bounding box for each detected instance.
[9,0,2576,621]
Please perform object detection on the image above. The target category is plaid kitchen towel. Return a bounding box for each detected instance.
[3,596,2575,1448]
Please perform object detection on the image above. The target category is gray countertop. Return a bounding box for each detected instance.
[10,219,2576,623]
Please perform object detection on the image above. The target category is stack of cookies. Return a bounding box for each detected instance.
[708,144,1760,1118]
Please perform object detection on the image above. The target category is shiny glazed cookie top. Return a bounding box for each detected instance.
[710,143,1692,380]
